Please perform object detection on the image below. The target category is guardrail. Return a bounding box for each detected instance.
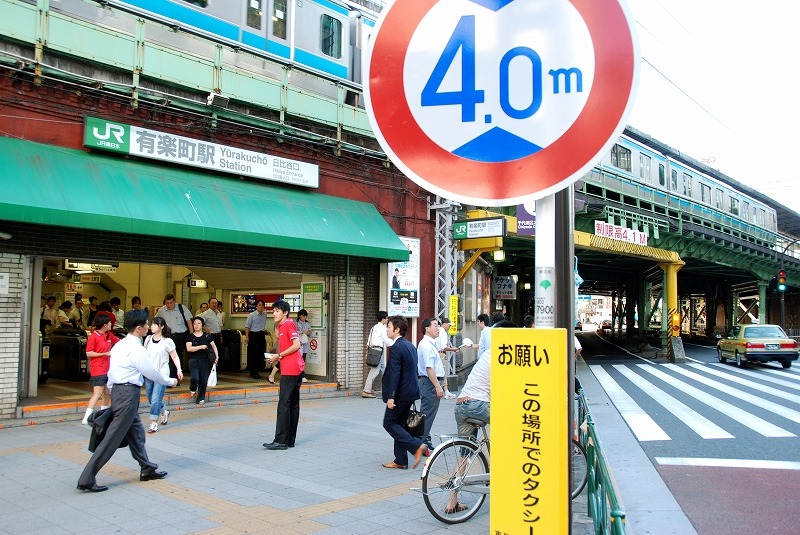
[577,391,627,535]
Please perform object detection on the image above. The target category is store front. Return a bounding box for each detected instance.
[0,137,410,417]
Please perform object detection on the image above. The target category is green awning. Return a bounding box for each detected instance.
[0,137,409,261]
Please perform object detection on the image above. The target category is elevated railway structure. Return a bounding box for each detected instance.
[2,0,800,341]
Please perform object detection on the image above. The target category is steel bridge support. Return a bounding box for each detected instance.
[659,261,685,363]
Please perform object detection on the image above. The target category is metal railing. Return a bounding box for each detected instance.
[577,391,627,535]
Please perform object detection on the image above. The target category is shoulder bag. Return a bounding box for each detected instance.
[405,402,426,439]
[365,324,382,367]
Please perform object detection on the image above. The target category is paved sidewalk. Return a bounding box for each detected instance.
[0,393,594,534]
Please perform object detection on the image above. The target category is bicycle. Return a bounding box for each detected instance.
[420,418,589,524]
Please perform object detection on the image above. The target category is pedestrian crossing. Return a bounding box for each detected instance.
[588,361,800,442]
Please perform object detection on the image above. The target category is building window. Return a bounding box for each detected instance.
[610,144,631,171]
[320,15,342,58]
[639,154,651,181]
[272,0,287,39]
[700,183,709,203]
[247,0,262,30]
[715,188,723,209]
[658,163,665,186]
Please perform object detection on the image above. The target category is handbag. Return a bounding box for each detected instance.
[366,346,382,367]
[405,403,426,438]
[207,365,217,387]
[300,333,309,345]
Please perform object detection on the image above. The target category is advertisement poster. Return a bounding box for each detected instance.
[230,294,283,316]
[388,236,421,317]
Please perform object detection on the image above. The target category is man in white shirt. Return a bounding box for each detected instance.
[110,297,125,330]
[40,296,58,335]
[155,293,193,376]
[417,318,444,450]
[435,317,458,399]
[200,297,224,349]
[362,311,393,398]
[77,309,177,492]
[69,297,87,329]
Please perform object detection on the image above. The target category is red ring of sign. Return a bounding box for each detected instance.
[309,339,318,351]
[368,0,636,202]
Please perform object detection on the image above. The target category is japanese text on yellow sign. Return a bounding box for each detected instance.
[491,328,568,534]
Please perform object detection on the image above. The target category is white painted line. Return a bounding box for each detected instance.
[636,364,794,438]
[589,365,670,441]
[613,365,733,439]
[656,457,800,470]
[710,363,800,392]
[759,366,800,380]
[665,364,800,426]
[688,363,800,404]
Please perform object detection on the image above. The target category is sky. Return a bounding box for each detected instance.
[624,0,800,214]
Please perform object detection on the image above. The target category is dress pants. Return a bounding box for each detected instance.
[189,356,211,402]
[247,332,266,376]
[78,383,157,486]
[171,331,189,378]
[273,374,302,446]
[383,399,424,466]
[419,377,442,449]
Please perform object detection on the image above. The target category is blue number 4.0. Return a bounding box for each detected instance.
[420,15,485,123]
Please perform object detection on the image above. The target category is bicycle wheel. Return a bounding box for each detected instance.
[571,438,588,499]
[422,439,489,524]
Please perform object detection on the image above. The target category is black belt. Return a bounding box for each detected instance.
[112,382,141,387]
[251,331,265,334]
[419,376,445,381]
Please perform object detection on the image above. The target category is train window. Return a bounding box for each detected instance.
[611,144,631,171]
[639,154,651,181]
[730,197,739,216]
[247,0,262,30]
[715,188,723,209]
[272,0,287,39]
[700,183,710,203]
[181,0,209,7]
[742,202,750,220]
[682,173,692,196]
[320,15,343,58]
[670,169,677,191]
[658,164,665,186]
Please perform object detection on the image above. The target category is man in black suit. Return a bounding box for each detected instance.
[381,315,427,469]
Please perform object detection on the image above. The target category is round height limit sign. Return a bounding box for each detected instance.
[365,0,638,206]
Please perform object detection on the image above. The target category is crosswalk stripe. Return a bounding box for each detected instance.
[664,364,800,426]
[759,366,800,381]
[589,365,671,441]
[655,457,800,470]
[636,364,794,437]
[688,363,800,404]
[709,363,800,392]
[612,365,733,439]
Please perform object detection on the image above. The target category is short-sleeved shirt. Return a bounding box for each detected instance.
[200,309,223,334]
[417,335,445,377]
[112,309,125,330]
[245,310,268,332]
[86,329,120,377]
[144,335,177,376]
[276,319,302,376]
[156,304,192,334]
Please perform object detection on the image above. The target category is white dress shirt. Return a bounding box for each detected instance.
[107,334,176,387]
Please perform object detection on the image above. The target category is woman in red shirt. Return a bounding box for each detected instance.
[82,313,119,424]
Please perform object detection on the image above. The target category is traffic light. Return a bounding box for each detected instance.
[778,269,787,292]
[671,312,681,337]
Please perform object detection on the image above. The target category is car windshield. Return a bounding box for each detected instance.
[743,326,785,338]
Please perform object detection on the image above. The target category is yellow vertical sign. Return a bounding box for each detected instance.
[491,328,568,534]
[448,295,459,334]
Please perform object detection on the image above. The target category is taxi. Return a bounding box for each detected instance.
[717,324,799,369]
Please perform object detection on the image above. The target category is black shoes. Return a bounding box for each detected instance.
[140,470,168,481]
[77,483,108,492]
[263,442,288,450]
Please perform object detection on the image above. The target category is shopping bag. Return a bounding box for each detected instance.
[207,365,218,387]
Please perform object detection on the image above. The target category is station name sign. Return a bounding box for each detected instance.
[453,217,507,240]
[83,117,319,188]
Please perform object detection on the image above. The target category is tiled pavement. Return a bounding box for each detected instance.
[0,392,594,534]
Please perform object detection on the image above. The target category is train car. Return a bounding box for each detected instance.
[43,0,380,85]
[583,131,777,244]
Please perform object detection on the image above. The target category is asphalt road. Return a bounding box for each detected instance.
[580,329,800,535]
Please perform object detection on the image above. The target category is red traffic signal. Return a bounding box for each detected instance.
[778,269,787,292]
